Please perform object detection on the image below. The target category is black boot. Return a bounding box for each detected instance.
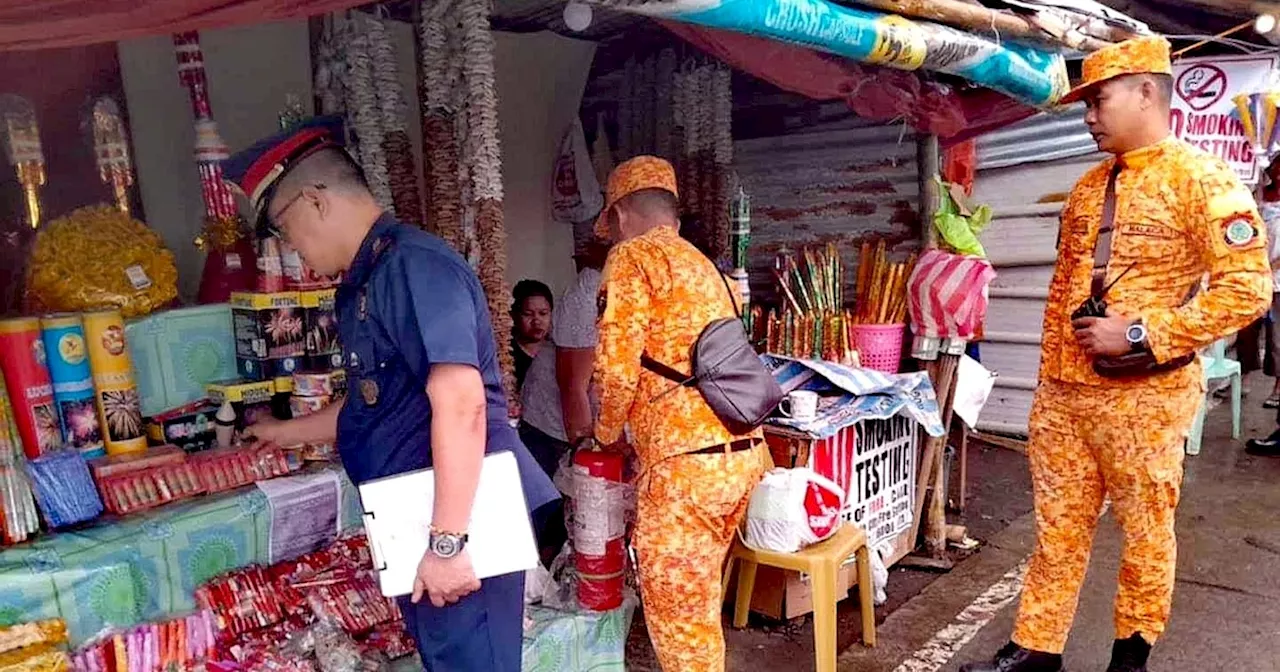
[959,642,1064,672]
[1245,428,1280,456]
[1106,634,1152,672]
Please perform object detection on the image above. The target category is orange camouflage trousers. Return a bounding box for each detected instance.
[633,445,768,672]
[1013,379,1201,654]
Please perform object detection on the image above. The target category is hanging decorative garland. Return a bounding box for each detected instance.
[344,20,393,209]
[457,0,516,404]
[418,0,465,251]
[655,48,676,159]
[710,64,733,261]
[365,12,425,228]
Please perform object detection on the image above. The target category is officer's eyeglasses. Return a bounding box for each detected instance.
[266,183,327,238]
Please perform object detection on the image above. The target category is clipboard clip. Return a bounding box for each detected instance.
[362,511,389,572]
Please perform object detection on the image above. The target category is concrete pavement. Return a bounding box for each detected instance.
[841,378,1280,672]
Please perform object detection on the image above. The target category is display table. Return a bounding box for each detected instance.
[389,596,639,672]
[0,467,364,645]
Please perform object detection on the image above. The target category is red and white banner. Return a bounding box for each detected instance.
[1171,54,1278,185]
[808,415,917,547]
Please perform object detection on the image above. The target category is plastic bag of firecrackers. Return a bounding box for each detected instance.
[25,206,178,319]
[191,535,411,671]
[1231,89,1280,167]
[0,620,70,672]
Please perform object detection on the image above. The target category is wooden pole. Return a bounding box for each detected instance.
[925,352,961,557]
[918,135,941,250]
[844,0,1130,52]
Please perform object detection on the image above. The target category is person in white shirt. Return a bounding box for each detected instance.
[518,236,610,559]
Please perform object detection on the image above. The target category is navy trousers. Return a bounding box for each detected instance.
[397,571,525,671]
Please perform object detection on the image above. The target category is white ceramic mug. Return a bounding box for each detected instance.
[778,390,819,421]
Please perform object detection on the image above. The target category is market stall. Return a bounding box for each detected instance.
[0,0,1158,669]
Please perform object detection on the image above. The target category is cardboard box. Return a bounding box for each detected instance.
[230,292,304,380]
[146,403,219,453]
[301,288,341,370]
[727,562,855,621]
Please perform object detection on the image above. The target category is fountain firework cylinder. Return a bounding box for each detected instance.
[83,311,146,455]
[40,315,104,458]
[0,318,60,459]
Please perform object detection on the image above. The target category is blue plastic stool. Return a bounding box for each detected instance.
[1186,339,1242,456]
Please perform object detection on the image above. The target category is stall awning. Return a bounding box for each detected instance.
[0,0,367,52]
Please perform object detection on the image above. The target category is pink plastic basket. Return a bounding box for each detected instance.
[852,323,906,374]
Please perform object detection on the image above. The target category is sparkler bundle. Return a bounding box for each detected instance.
[762,240,915,365]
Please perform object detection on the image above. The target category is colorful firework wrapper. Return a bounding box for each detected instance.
[0,318,62,459]
[26,449,103,528]
[40,315,104,458]
[83,310,147,455]
[0,620,66,657]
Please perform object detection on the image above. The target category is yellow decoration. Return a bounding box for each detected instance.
[25,206,178,319]
[868,14,927,70]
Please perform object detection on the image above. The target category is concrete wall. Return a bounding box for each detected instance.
[119,20,595,301]
[493,32,597,294]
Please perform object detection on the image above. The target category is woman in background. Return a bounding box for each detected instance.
[511,279,553,391]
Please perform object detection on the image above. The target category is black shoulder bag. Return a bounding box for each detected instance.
[639,269,783,435]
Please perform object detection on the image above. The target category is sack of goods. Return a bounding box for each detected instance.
[743,467,844,554]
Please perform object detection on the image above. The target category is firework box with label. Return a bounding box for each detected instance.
[0,317,62,458]
[126,304,236,418]
[300,289,341,371]
[146,402,218,453]
[39,314,104,458]
[83,310,147,455]
[230,292,304,381]
[207,379,278,433]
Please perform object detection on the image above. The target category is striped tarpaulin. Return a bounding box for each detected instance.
[908,249,996,340]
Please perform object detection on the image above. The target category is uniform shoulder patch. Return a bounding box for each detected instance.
[1224,217,1259,247]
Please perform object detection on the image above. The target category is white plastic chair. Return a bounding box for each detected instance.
[1186,339,1242,455]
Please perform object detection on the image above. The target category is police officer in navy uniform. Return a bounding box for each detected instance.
[225,117,559,671]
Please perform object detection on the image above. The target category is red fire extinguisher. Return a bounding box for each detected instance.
[572,448,626,611]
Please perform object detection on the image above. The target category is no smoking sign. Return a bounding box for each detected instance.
[1176,64,1227,111]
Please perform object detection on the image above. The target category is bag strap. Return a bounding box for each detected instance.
[639,252,742,384]
[1090,163,1121,297]
[1089,163,1201,305]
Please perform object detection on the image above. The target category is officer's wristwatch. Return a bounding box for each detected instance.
[1126,320,1149,353]
[428,527,468,559]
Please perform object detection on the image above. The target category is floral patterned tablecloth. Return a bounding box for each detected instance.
[0,467,363,645]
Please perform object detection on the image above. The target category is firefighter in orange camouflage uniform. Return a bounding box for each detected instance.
[586,156,766,672]
[962,36,1271,672]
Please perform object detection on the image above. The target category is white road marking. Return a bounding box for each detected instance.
[891,559,1030,672]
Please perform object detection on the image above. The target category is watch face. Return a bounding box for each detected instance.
[432,535,460,558]
[1127,324,1147,344]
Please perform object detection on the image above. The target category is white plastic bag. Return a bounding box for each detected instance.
[743,467,844,553]
[551,118,604,223]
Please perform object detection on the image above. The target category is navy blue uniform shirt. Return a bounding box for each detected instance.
[334,212,558,515]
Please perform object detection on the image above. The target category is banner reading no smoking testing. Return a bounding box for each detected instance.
[1171,54,1279,185]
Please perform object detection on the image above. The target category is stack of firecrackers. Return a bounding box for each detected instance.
[0,619,71,672]
[759,241,915,365]
[65,535,414,671]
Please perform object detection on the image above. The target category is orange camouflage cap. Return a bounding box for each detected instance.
[593,155,679,239]
[1060,35,1172,105]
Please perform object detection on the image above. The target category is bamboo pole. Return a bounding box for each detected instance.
[842,0,1130,52]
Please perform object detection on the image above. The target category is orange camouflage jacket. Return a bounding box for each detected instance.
[1041,136,1272,389]
[592,225,761,468]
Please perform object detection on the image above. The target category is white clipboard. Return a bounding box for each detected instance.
[357,450,538,598]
